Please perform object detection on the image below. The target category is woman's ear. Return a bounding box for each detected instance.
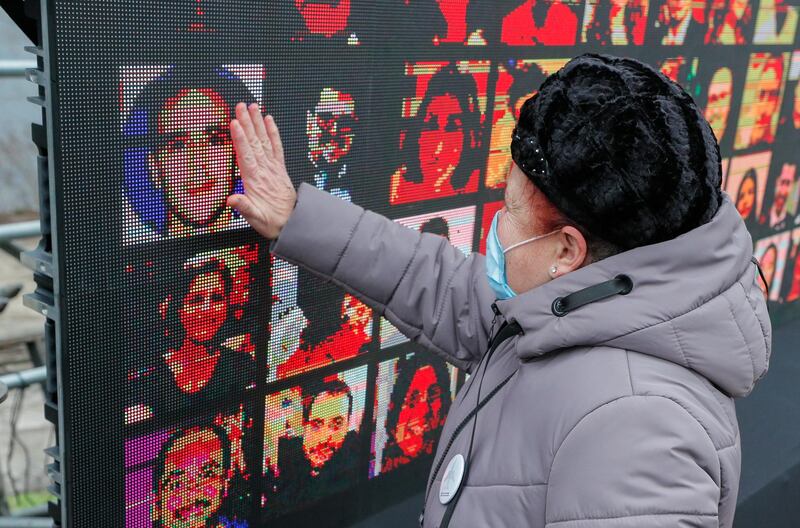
[555,226,589,273]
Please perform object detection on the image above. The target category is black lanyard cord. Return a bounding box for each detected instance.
[752,255,770,299]
[424,319,506,502]
[421,320,522,527]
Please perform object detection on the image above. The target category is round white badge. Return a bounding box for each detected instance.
[439,453,465,505]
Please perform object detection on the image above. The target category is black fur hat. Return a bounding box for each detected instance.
[511,52,723,251]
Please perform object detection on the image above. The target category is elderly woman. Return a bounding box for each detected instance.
[227,53,771,528]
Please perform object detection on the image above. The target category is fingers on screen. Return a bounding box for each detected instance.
[231,119,257,177]
[265,115,285,164]
[236,102,269,169]
[228,193,255,219]
[249,103,274,159]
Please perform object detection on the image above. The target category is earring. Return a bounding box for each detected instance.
[549,265,558,277]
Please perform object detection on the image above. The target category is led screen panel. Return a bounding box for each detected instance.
[39,0,799,526]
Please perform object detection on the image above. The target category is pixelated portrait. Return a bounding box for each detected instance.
[734,52,789,151]
[779,227,800,303]
[657,55,693,88]
[754,230,792,300]
[479,201,506,254]
[691,57,737,145]
[485,58,569,189]
[370,352,458,478]
[703,0,754,45]
[650,0,708,46]
[253,0,377,45]
[126,412,256,527]
[124,244,264,425]
[121,65,264,246]
[262,366,368,516]
[387,0,494,46]
[580,0,651,46]
[379,206,476,348]
[725,152,773,228]
[273,61,375,206]
[267,259,373,381]
[759,155,798,232]
[753,0,799,45]
[500,0,583,46]
[390,61,489,205]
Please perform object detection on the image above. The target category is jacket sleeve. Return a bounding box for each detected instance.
[269,183,496,372]
[545,395,721,528]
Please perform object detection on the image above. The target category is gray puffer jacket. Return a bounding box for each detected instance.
[271,183,772,528]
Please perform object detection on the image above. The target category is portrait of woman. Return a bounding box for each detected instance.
[389,64,483,204]
[781,229,800,303]
[582,0,650,46]
[130,259,256,419]
[735,168,759,223]
[725,152,771,236]
[758,243,778,295]
[756,232,792,300]
[380,355,453,473]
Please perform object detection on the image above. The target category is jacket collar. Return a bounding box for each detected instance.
[492,192,770,397]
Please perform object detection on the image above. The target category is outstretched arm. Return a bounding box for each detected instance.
[227,103,495,371]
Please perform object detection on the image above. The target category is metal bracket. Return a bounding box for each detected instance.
[21,245,52,278]
[23,291,57,322]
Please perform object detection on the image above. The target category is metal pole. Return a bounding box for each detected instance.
[0,517,51,527]
[0,221,40,242]
[0,60,37,77]
[0,241,22,261]
[0,367,46,390]
[9,504,49,518]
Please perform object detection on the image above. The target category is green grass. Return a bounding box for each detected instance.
[7,490,51,512]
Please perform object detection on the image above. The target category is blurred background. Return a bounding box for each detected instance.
[0,7,49,521]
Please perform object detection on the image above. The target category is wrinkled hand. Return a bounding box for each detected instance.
[227,102,297,240]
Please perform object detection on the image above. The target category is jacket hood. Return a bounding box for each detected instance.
[495,192,772,397]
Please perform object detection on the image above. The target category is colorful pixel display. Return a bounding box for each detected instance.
[41,0,799,526]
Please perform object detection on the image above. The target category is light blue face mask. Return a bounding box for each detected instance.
[485,209,559,300]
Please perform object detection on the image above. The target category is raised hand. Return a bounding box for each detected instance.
[227,102,297,240]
